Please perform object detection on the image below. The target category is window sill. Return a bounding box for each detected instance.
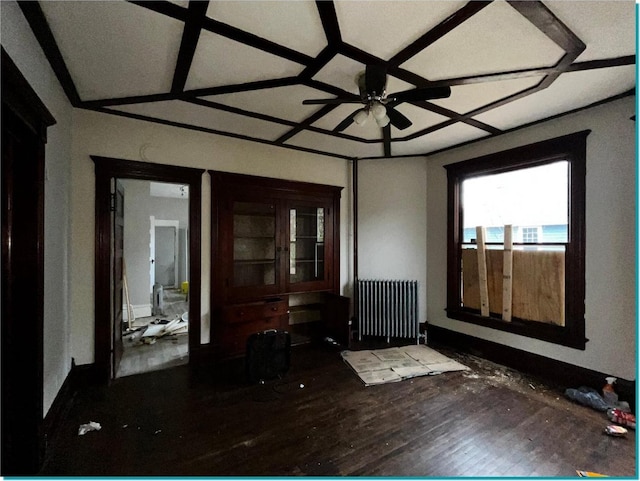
[445,308,587,350]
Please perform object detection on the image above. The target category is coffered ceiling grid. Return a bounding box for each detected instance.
[17,0,635,161]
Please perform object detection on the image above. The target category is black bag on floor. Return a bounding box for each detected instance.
[245,329,291,383]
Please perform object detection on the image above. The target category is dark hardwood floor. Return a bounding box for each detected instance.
[41,341,635,477]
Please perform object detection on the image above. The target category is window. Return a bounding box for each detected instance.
[445,131,590,349]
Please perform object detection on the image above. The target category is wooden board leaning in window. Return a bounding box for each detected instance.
[462,249,565,326]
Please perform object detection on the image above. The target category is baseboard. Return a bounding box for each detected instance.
[123,304,151,321]
[426,324,636,413]
[42,365,74,457]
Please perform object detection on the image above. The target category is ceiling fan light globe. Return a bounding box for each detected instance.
[376,115,390,128]
[354,109,370,125]
[371,102,387,120]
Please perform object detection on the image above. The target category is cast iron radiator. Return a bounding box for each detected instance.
[356,279,419,343]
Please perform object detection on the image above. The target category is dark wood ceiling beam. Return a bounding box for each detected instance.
[183,77,301,98]
[275,105,339,143]
[507,1,585,56]
[171,1,209,93]
[299,46,338,80]
[409,101,501,134]
[316,1,342,45]
[200,17,312,66]
[301,79,360,100]
[17,1,82,106]
[127,1,188,22]
[394,55,636,89]
[382,125,391,157]
[388,1,493,68]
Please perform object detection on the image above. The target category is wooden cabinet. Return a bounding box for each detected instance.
[210,171,342,358]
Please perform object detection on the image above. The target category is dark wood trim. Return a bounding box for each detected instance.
[92,156,205,382]
[127,0,189,22]
[275,104,339,143]
[93,106,355,160]
[444,130,590,350]
[357,89,633,161]
[382,124,391,157]
[17,1,82,106]
[407,101,501,136]
[2,47,54,475]
[129,1,313,66]
[426,324,636,413]
[360,55,637,92]
[1,49,56,139]
[171,1,209,94]
[184,77,302,98]
[300,46,338,80]
[200,16,312,66]
[507,1,585,55]
[388,1,492,68]
[315,1,342,46]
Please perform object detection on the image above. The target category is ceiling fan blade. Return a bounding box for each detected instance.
[388,86,451,103]
[333,110,359,132]
[302,98,362,105]
[386,106,413,130]
[365,64,387,96]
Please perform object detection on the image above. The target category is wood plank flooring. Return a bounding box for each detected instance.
[41,342,636,477]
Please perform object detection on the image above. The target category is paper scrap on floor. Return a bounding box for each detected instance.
[341,345,469,386]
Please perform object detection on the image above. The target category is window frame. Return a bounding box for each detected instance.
[445,131,590,350]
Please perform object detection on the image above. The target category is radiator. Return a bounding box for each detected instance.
[356,279,419,343]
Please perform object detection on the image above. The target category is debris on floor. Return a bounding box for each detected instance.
[124,312,188,346]
[78,421,101,435]
[564,386,609,412]
[577,470,609,477]
[604,425,628,437]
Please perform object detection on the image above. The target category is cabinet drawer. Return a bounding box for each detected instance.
[222,300,288,324]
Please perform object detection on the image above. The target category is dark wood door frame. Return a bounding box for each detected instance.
[1,48,55,475]
[92,156,204,382]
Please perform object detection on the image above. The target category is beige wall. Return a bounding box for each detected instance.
[356,157,428,322]
[70,109,352,364]
[425,95,636,381]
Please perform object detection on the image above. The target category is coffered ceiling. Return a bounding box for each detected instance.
[18,0,636,160]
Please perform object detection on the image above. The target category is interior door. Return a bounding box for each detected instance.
[154,225,178,287]
[1,103,46,474]
[112,180,125,377]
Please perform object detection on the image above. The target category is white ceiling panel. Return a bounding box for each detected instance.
[202,85,332,123]
[334,0,467,60]
[431,76,545,114]
[206,1,327,58]
[31,0,635,160]
[313,55,367,95]
[401,0,565,80]
[473,65,636,130]
[110,100,290,141]
[285,130,384,158]
[186,30,305,91]
[391,123,490,156]
[40,1,184,100]
[545,1,636,62]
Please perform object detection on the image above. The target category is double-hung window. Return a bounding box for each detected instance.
[445,131,590,349]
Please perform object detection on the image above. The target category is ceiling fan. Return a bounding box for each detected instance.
[302,64,451,131]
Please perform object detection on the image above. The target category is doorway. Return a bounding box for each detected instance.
[93,156,204,382]
[115,180,191,378]
[1,49,55,474]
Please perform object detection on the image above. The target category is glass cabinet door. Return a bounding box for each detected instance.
[232,200,278,289]
[288,203,327,286]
